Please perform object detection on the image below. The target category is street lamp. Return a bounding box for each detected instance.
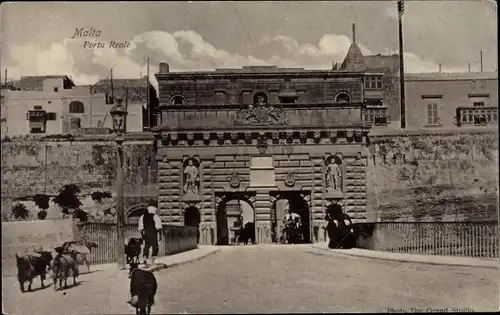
[110,98,128,270]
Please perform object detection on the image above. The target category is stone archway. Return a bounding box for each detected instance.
[215,192,256,245]
[126,203,149,225]
[270,191,311,243]
[184,206,201,243]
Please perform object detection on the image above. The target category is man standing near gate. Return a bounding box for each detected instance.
[138,205,163,266]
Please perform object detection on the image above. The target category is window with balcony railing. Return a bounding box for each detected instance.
[456,107,498,126]
[364,77,383,89]
[364,106,388,126]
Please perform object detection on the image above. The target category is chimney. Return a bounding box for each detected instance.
[159,62,170,74]
[468,63,471,72]
[439,64,442,73]
[352,23,356,44]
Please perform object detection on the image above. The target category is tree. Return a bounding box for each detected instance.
[11,203,29,220]
[37,210,48,220]
[33,194,50,210]
[91,191,112,203]
[53,184,82,216]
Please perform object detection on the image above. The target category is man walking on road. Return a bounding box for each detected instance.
[138,206,163,266]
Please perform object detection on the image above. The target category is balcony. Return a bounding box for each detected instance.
[364,105,389,127]
[363,89,384,103]
[455,107,498,127]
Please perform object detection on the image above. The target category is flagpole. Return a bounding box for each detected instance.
[147,57,150,129]
[110,68,114,103]
[398,0,406,129]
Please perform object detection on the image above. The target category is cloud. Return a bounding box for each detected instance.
[2,29,444,89]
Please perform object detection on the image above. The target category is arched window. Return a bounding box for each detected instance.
[170,95,186,106]
[69,101,84,113]
[335,92,351,103]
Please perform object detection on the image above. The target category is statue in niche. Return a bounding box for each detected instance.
[326,156,342,192]
[183,158,200,196]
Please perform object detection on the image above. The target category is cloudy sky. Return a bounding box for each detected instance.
[0,1,497,87]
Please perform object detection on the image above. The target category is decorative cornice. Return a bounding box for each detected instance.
[157,129,369,146]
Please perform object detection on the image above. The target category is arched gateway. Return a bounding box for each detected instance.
[153,64,372,245]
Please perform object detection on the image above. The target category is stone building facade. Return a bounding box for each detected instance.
[1,76,158,137]
[152,56,385,245]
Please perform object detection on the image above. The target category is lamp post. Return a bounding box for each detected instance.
[110,98,128,270]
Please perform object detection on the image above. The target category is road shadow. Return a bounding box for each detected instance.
[55,280,84,291]
[21,282,53,294]
[82,269,101,275]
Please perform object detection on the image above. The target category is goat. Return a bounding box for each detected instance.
[51,247,79,290]
[125,237,144,265]
[15,251,52,292]
[127,262,157,315]
[60,240,98,272]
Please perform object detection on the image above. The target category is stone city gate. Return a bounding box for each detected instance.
[154,130,369,245]
[152,65,374,244]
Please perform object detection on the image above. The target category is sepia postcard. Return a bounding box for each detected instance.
[0,1,498,314]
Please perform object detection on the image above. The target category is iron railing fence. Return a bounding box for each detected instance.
[356,221,498,259]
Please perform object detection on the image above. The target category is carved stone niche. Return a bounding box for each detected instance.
[313,131,321,143]
[203,133,211,145]
[324,154,344,199]
[272,132,280,144]
[299,131,307,144]
[329,130,338,144]
[354,130,363,143]
[182,157,201,202]
[285,132,293,144]
[216,132,224,145]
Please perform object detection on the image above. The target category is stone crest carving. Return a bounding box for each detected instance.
[229,172,241,188]
[234,104,288,126]
[183,157,201,201]
[284,172,296,187]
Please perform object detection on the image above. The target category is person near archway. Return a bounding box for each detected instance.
[138,206,162,266]
[283,208,302,244]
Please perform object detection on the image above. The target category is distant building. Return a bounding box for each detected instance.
[1,75,159,137]
[91,76,159,130]
[405,72,498,129]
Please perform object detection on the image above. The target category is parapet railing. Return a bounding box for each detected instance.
[76,222,198,265]
[355,221,498,259]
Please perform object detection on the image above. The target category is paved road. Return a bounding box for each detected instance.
[2,245,498,314]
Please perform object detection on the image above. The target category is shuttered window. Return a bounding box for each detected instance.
[215,92,226,104]
[427,103,439,125]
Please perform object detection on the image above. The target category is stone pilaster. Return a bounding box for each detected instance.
[255,190,272,244]
[344,157,367,223]
[201,160,215,224]
[311,157,325,223]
